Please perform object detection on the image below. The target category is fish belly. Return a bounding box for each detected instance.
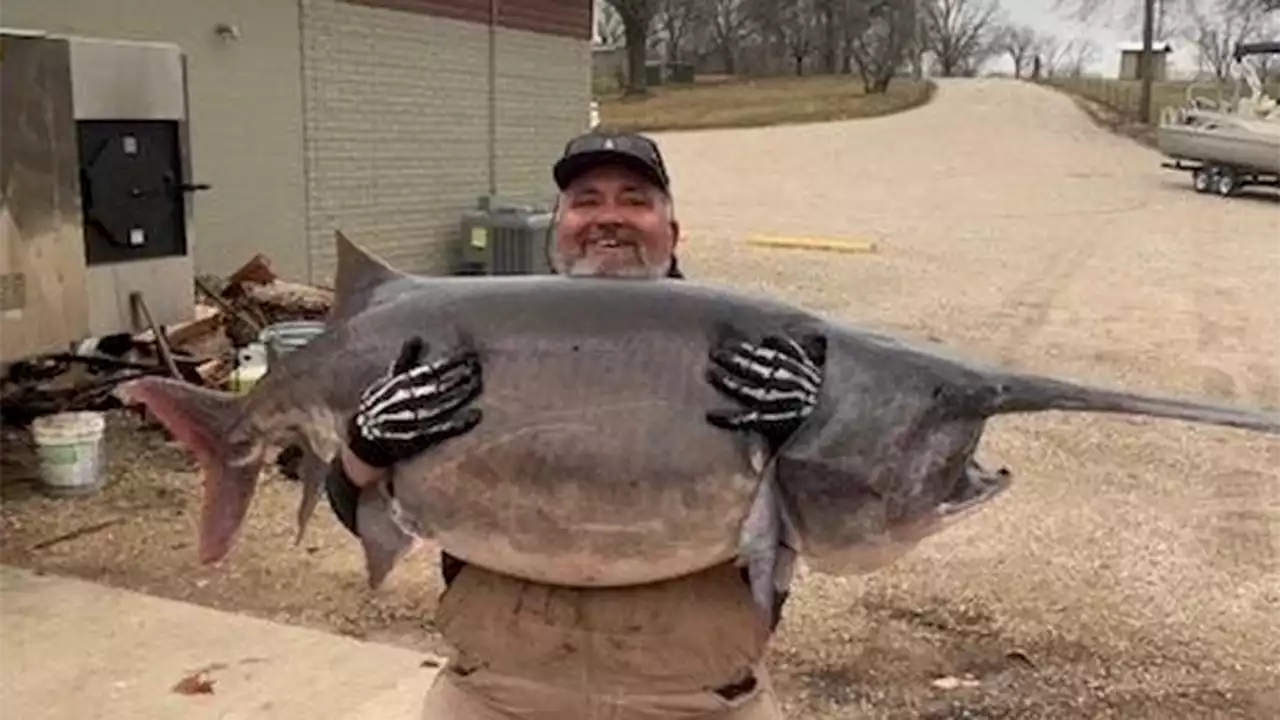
[388,332,764,587]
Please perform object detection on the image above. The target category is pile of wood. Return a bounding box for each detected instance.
[0,254,334,427]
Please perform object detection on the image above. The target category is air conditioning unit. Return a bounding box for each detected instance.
[1,29,208,364]
[457,198,554,276]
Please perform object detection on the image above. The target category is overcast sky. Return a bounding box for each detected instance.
[994,0,1196,77]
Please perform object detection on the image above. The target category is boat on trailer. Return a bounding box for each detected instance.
[1156,40,1280,197]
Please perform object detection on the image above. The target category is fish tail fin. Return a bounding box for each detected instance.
[114,377,265,563]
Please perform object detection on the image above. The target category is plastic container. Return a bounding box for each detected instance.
[230,342,269,394]
[30,411,107,497]
[259,321,326,368]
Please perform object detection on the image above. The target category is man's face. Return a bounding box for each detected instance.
[550,165,679,279]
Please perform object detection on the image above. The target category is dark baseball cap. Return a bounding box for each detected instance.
[553,130,671,194]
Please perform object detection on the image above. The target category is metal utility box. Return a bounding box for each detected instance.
[457,199,554,275]
[1,29,204,364]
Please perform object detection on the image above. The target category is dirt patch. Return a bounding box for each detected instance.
[1051,86,1159,149]
[768,582,1280,718]
[0,412,453,654]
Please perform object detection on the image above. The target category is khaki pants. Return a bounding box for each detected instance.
[421,562,784,720]
[420,662,784,719]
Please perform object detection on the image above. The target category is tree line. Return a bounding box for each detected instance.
[598,0,1280,94]
[597,0,1116,95]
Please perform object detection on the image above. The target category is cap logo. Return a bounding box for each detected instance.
[603,138,615,150]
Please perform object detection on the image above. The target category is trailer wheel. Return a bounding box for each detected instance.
[1214,169,1238,197]
[1192,167,1213,193]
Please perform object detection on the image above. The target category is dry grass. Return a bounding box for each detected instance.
[1044,76,1280,123]
[597,75,937,133]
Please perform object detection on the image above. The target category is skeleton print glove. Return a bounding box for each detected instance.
[705,332,827,449]
[346,336,483,469]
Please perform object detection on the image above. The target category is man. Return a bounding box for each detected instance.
[324,131,827,719]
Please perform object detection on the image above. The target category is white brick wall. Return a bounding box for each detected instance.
[301,0,591,282]
[494,29,593,196]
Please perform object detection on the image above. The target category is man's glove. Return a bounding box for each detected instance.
[347,336,484,469]
[705,332,826,450]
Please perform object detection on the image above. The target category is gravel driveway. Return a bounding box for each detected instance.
[654,78,1280,718]
[2,78,1274,720]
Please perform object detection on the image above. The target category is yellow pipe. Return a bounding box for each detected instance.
[746,235,878,254]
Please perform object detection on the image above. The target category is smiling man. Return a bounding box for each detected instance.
[546,131,683,279]
[324,130,827,719]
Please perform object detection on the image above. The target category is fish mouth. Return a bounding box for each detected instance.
[936,460,1013,519]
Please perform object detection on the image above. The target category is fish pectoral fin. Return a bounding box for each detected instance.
[293,442,339,545]
[738,476,784,621]
[356,482,423,589]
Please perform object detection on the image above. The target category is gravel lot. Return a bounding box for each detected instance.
[3,78,1278,718]
[657,77,1280,717]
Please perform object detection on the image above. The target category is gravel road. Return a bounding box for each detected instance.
[653,77,1280,717]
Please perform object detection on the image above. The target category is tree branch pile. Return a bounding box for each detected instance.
[0,254,334,427]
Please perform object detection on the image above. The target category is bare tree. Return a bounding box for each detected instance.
[849,0,918,92]
[652,0,706,63]
[1053,0,1139,23]
[607,0,659,95]
[777,0,822,75]
[921,0,1005,77]
[1053,37,1100,76]
[707,0,750,74]
[1182,0,1272,79]
[1226,0,1280,13]
[998,23,1040,77]
[1036,36,1065,78]
[812,0,844,73]
[596,0,626,46]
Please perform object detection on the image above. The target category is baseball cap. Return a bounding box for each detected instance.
[552,130,671,194]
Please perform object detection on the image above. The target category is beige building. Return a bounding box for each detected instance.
[3,0,593,283]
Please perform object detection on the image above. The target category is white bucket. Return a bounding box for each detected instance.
[230,342,270,394]
[30,411,107,497]
[259,321,326,369]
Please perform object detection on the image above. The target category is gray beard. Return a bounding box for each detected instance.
[554,250,669,279]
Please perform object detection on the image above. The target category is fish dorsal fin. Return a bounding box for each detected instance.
[329,230,410,324]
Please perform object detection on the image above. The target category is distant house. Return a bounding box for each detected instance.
[1118,41,1173,81]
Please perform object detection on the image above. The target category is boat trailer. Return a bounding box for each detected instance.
[1161,159,1280,197]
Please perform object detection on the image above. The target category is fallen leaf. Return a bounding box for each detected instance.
[172,671,216,695]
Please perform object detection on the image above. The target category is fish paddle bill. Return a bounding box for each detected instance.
[115,376,264,563]
[981,371,1280,433]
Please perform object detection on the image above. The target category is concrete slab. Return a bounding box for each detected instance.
[0,565,440,719]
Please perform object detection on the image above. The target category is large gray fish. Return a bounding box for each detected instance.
[114,231,1280,614]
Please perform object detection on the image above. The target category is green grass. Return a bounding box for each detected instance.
[595,75,937,133]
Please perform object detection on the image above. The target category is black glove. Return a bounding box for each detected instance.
[346,336,484,469]
[705,332,826,450]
